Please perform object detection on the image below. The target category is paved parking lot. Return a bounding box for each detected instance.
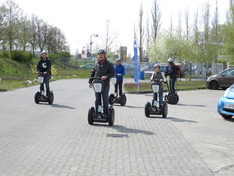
[0,79,233,176]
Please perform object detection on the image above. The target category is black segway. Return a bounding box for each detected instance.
[34,73,54,105]
[145,82,168,118]
[108,76,127,106]
[88,77,115,126]
[164,81,179,104]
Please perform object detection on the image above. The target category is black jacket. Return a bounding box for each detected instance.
[89,60,114,87]
[166,65,177,79]
[36,58,52,75]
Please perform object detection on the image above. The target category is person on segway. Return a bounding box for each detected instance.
[165,58,177,94]
[88,49,114,119]
[114,58,125,97]
[150,64,167,111]
[36,51,51,97]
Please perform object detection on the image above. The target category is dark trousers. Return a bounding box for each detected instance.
[40,74,50,96]
[169,78,176,93]
[152,88,163,107]
[114,80,123,96]
[95,87,109,116]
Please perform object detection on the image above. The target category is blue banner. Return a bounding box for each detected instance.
[133,40,138,83]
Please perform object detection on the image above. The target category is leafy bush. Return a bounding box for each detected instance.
[11,50,32,63]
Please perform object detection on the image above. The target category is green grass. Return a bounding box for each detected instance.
[0,58,91,91]
[124,80,207,93]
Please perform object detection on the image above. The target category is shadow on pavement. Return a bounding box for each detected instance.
[176,103,206,107]
[223,118,234,122]
[122,105,144,109]
[112,125,155,135]
[167,117,198,123]
[51,104,76,109]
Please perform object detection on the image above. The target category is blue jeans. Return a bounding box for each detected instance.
[169,78,176,93]
[40,74,50,96]
[153,88,163,107]
[95,87,109,116]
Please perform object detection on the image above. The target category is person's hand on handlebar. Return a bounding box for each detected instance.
[43,72,47,74]
[101,76,107,80]
[89,84,93,88]
[117,74,121,76]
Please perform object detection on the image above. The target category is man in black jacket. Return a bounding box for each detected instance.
[36,52,52,96]
[89,49,114,118]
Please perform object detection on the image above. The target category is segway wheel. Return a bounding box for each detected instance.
[108,106,115,126]
[48,92,54,105]
[108,94,115,105]
[120,94,127,106]
[162,102,168,118]
[34,92,40,104]
[145,102,151,117]
[88,107,95,125]
[167,93,179,104]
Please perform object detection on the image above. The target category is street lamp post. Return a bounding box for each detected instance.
[89,34,98,57]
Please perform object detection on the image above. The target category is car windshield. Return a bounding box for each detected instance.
[229,86,234,92]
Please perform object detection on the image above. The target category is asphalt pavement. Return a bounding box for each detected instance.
[0,79,233,176]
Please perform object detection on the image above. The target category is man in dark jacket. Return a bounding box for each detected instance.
[89,49,114,118]
[36,52,51,96]
[165,58,177,93]
[114,58,125,96]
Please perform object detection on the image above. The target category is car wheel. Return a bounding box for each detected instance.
[209,81,219,90]
[221,114,233,119]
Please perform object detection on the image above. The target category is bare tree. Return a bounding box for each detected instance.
[151,0,161,43]
[29,15,38,56]
[103,19,117,55]
[146,18,150,52]
[138,4,144,62]
[177,11,182,38]
[36,18,49,52]
[184,8,191,41]
[203,1,210,43]
[193,8,199,44]
[212,0,219,43]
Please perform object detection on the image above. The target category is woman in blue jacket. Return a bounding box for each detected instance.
[114,58,125,96]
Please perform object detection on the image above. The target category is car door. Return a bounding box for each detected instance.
[219,69,234,88]
[226,69,234,87]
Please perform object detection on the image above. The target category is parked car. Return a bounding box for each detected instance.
[217,84,234,119]
[79,63,94,69]
[207,68,234,89]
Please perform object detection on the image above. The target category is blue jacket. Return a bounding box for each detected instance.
[114,64,125,81]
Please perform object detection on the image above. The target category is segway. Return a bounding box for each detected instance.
[164,81,179,104]
[145,82,168,118]
[34,74,54,105]
[108,76,127,106]
[88,77,115,126]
